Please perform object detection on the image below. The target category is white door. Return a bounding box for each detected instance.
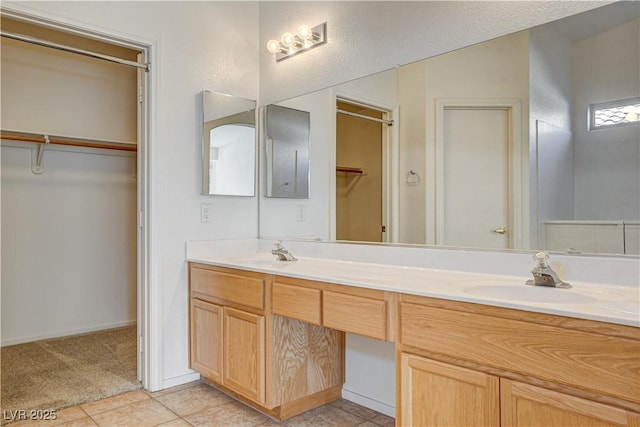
[441,108,510,249]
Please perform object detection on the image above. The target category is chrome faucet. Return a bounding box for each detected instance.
[526,252,570,288]
[271,241,297,261]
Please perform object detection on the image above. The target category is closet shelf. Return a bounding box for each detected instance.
[336,165,365,175]
[1,130,137,152]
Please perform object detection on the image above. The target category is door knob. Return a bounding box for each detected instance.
[492,226,507,235]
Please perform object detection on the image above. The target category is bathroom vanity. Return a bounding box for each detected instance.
[187,241,640,426]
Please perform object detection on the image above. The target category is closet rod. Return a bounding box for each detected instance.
[1,131,137,152]
[336,108,393,126]
[0,31,149,71]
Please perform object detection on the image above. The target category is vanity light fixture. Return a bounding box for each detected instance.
[266,22,327,62]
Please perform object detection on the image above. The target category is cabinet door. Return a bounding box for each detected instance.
[400,353,499,427]
[223,307,265,404]
[501,379,640,427]
[190,299,223,383]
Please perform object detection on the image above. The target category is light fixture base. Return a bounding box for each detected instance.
[275,22,326,62]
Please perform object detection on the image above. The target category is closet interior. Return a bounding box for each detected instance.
[1,16,142,413]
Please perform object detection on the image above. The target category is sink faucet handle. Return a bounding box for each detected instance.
[533,251,550,268]
[273,240,284,250]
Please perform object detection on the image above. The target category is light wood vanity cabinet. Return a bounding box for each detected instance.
[189,261,639,425]
[190,299,223,383]
[188,263,344,419]
[189,265,267,405]
[271,282,321,325]
[501,379,640,427]
[271,276,395,342]
[223,307,265,403]
[400,353,500,426]
[323,290,388,340]
[398,294,640,427]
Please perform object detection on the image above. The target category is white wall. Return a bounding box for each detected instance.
[3,1,259,390]
[572,18,640,221]
[259,1,608,105]
[398,62,427,244]
[529,24,574,247]
[1,144,137,345]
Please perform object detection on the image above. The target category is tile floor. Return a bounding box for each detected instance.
[9,381,395,427]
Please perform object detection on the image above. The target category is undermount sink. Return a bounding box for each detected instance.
[463,284,598,304]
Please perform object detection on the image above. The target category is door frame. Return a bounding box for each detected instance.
[332,94,398,243]
[432,98,524,249]
[1,7,154,390]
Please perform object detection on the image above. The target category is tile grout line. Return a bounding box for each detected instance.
[81,390,151,417]
[77,405,100,427]
[147,394,189,427]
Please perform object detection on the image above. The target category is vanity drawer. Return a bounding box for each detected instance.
[272,282,321,325]
[323,291,387,340]
[400,302,640,404]
[190,266,264,310]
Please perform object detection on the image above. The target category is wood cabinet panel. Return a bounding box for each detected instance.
[191,266,264,310]
[323,290,387,340]
[401,302,640,404]
[501,379,640,427]
[223,307,265,404]
[190,299,223,383]
[400,353,500,427]
[272,282,321,325]
[270,315,344,407]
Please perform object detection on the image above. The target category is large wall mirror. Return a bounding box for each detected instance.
[258,1,640,256]
[202,90,256,196]
[263,104,310,199]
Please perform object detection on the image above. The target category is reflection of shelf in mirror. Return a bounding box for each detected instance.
[336,165,366,175]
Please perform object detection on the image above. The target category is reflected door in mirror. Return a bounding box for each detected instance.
[440,108,510,249]
[336,100,385,242]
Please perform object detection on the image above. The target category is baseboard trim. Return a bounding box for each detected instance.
[342,388,395,418]
[1,320,137,346]
[161,372,201,391]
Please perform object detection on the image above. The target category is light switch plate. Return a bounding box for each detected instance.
[201,203,212,223]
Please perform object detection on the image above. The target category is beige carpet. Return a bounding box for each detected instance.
[1,325,141,422]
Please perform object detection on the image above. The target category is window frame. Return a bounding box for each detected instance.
[588,96,640,131]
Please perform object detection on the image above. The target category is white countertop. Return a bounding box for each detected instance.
[187,251,640,328]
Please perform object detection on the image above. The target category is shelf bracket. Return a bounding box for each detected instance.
[31,134,50,174]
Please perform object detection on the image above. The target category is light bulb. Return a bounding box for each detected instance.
[281,32,296,47]
[298,25,313,40]
[266,39,281,54]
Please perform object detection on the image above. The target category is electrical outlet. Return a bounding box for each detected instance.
[297,204,305,222]
[201,203,212,223]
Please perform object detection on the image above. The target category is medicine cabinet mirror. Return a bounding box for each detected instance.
[263,104,310,198]
[202,90,256,196]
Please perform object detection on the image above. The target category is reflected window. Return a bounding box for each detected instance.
[589,97,640,130]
